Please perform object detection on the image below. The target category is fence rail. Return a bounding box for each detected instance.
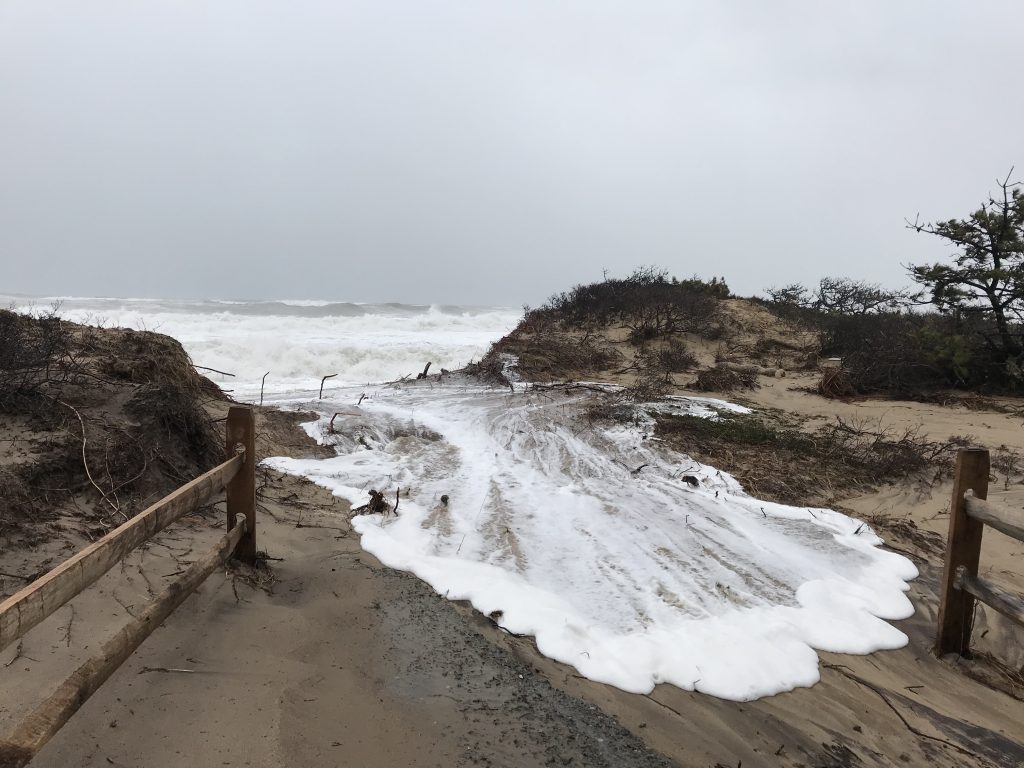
[0,406,256,768]
[963,495,1024,543]
[936,447,1024,656]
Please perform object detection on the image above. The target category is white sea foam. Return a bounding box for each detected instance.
[265,383,917,701]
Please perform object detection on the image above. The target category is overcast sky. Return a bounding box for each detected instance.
[1,2,1022,306]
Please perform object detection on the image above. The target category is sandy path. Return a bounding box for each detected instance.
[0,472,671,768]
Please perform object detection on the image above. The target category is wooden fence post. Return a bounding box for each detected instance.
[225,406,256,563]
[936,447,989,656]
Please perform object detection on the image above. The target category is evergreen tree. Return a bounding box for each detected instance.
[909,170,1024,364]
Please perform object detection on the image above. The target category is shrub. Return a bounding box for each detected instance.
[0,307,74,412]
[655,339,698,373]
[0,310,226,536]
[654,412,956,504]
[760,274,1024,393]
[765,278,913,316]
[818,368,856,399]
[693,367,759,392]
[477,328,621,383]
[817,311,996,392]
[540,267,725,339]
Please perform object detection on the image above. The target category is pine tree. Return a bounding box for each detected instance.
[909,170,1024,364]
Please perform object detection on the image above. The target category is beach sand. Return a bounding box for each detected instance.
[2,386,1023,767]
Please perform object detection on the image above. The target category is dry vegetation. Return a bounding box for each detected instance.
[652,410,962,506]
[692,366,759,393]
[0,307,225,543]
[480,328,622,384]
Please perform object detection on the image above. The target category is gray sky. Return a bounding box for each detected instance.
[2,1,1022,306]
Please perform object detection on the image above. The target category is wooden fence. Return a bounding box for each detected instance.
[0,406,256,768]
[936,447,1024,656]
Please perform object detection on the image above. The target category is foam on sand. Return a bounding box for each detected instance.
[265,383,917,701]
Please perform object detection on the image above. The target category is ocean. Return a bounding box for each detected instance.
[2,295,520,400]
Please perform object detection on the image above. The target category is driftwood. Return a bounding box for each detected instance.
[529,382,615,395]
[416,362,432,379]
[193,365,235,377]
[319,374,338,399]
[353,489,391,516]
[260,371,270,407]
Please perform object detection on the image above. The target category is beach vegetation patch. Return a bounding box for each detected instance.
[655,411,961,505]
[0,309,224,540]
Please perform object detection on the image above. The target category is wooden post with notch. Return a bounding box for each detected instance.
[225,406,256,563]
[936,447,989,656]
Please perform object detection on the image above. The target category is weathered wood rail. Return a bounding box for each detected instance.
[0,406,256,768]
[936,447,1024,656]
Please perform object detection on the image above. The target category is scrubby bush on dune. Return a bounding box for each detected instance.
[529,267,728,341]
[655,411,960,505]
[765,277,914,317]
[480,327,622,383]
[0,308,225,537]
[762,277,1009,394]
[475,268,725,383]
[692,366,759,392]
[654,338,698,373]
[0,306,74,412]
